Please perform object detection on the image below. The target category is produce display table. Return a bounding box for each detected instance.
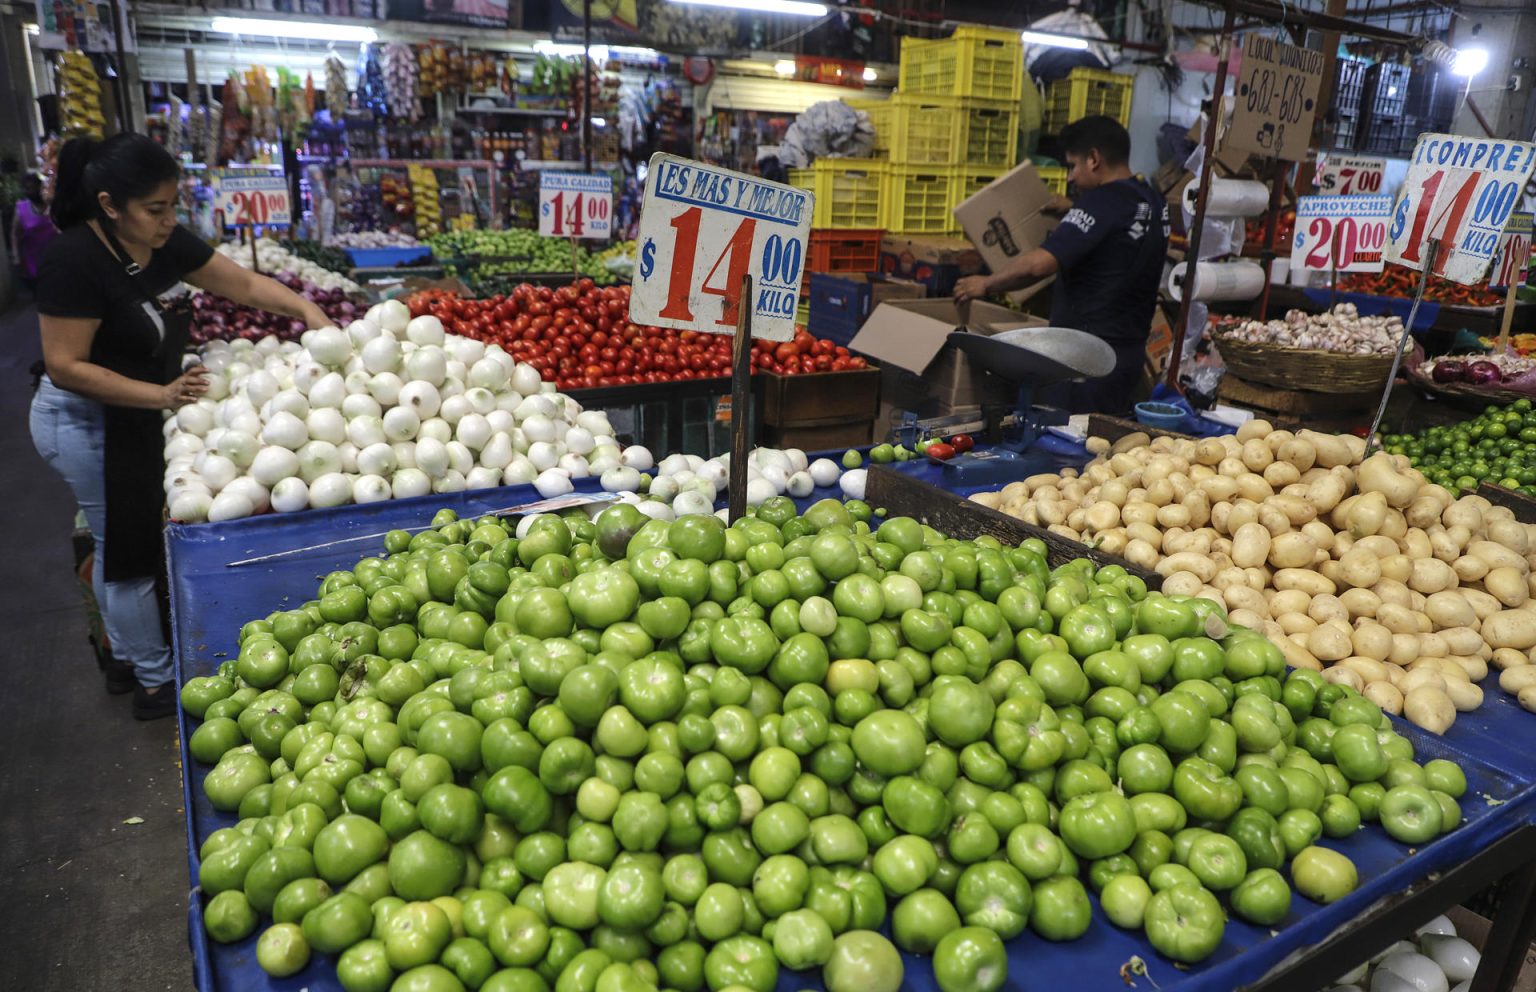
[1264,284,1536,338]
[167,460,1536,992]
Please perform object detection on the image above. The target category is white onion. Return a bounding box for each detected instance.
[292,361,326,393]
[511,363,542,396]
[366,372,403,407]
[200,454,238,493]
[297,441,342,482]
[839,469,867,500]
[503,457,538,485]
[760,465,789,493]
[382,407,421,443]
[659,453,691,477]
[456,414,492,452]
[1420,936,1479,984]
[649,476,679,502]
[466,466,503,490]
[391,442,417,470]
[244,369,279,407]
[251,446,301,487]
[357,442,398,477]
[496,390,524,413]
[406,314,445,346]
[208,489,255,522]
[169,490,212,522]
[416,438,450,479]
[486,410,516,435]
[634,500,674,522]
[391,468,432,499]
[223,476,270,515]
[439,394,471,426]
[446,441,475,477]
[308,327,352,366]
[1416,918,1457,940]
[377,299,410,334]
[601,466,641,493]
[433,469,467,494]
[588,451,621,476]
[787,471,814,497]
[447,336,485,365]
[521,414,556,444]
[559,453,590,478]
[785,448,809,473]
[308,372,346,409]
[469,357,510,390]
[745,478,776,506]
[534,468,574,498]
[564,427,596,456]
[306,407,347,445]
[440,376,465,401]
[347,416,387,450]
[341,393,383,420]
[227,410,262,438]
[515,395,554,420]
[271,477,310,513]
[348,319,382,349]
[176,404,214,436]
[397,381,441,419]
[418,418,452,444]
[337,442,359,474]
[405,346,447,386]
[1378,952,1449,992]
[262,411,309,450]
[362,335,402,374]
[165,433,203,460]
[353,474,391,504]
[528,441,561,472]
[699,461,729,490]
[308,472,353,508]
[343,370,372,397]
[809,458,842,487]
[479,434,514,470]
[464,387,497,417]
[674,490,715,516]
[271,388,310,419]
[203,375,229,401]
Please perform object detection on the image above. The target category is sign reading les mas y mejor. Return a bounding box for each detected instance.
[1388,134,1536,284]
[631,154,812,343]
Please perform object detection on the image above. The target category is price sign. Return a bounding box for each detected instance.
[1316,154,1388,195]
[538,171,613,240]
[1291,195,1392,276]
[631,154,812,343]
[1491,212,1534,290]
[1227,35,1324,161]
[209,169,291,227]
[1387,134,1536,284]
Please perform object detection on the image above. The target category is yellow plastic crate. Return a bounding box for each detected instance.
[787,159,887,229]
[949,167,1007,216]
[1043,68,1135,135]
[884,167,955,234]
[890,95,1020,168]
[1037,165,1068,195]
[844,98,892,157]
[899,26,1024,103]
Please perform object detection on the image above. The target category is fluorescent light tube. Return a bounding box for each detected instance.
[208,16,377,43]
[1021,30,1091,51]
[667,0,828,17]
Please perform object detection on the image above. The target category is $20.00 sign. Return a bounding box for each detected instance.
[210,169,291,227]
[1387,134,1536,284]
[631,154,812,343]
[1291,194,1391,276]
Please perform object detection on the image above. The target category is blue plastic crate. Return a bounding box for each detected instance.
[809,273,928,348]
[343,245,433,268]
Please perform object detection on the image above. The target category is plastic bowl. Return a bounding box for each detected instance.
[1134,401,1188,430]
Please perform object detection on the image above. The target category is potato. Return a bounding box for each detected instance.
[1379,554,1414,584]
[1518,685,1536,713]
[1399,667,1448,695]
[1347,491,1389,538]
[1406,495,1446,530]
[1276,438,1317,472]
[1155,503,1193,529]
[1276,636,1323,671]
[1235,473,1275,503]
[1306,622,1353,662]
[1097,531,1129,556]
[1375,603,1422,635]
[1363,680,1405,716]
[1485,566,1529,607]
[1339,656,1391,685]
[1379,510,1408,541]
[1445,679,1484,712]
[1339,587,1382,619]
[1241,438,1274,473]
[1388,633,1422,667]
[1403,686,1457,734]
[1408,557,1457,595]
[1491,647,1530,671]
[1321,666,1364,691]
[1305,470,1351,514]
[1372,579,1412,608]
[1489,517,1530,555]
[1258,504,1294,538]
[1269,532,1318,569]
[1442,500,1484,532]
[1201,476,1240,503]
[1263,461,1301,488]
[1156,552,1218,583]
[1194,437,1226,466]
[1124,539,1159,570]
[1162,571,1206,597]
[1277,612,1319,635]
[1452,654,1489,681]
[1336,548,1382,590]
[1126,521,1162,547]
[1462,587,1505,620]
[1417,632,1449,659]
[1066,508,1089,532]
[1351,621,1392,661]
[1354,535,1399,558]
[1356,452,1422,508]
[1274,569,1335,596]
[1307,594,1349,625]
[1236,419,1274,443]
[1224,585,1269,615]
[1301,520,1337,553]
[1229,522,1272,570]
[1471,540,1529,573]
[1218,456,1247,478]
[1499,665,1536,694]
[1225,500,1262,537]
[1301,431,1355,469]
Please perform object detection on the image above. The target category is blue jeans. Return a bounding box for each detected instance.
[30,376,174,688]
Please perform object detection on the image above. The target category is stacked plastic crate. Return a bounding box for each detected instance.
[1358,61,1411,154]
[1330,56,1368,151]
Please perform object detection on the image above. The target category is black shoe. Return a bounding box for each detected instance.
[133,683,176,721]
[103,657,138,695]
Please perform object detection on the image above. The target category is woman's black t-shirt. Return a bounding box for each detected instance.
[36,223,214,385]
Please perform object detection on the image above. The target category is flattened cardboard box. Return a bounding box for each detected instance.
[953,162,1058,308]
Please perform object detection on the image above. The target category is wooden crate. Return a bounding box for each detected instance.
[1217,375,1377,432]
[762,422,875,450]
[1086,413,1195,444]
[1477,483,1536,524]
[864,465,1162,583]
[762,367,882,428]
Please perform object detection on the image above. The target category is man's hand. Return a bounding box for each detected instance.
[954,275,992,306]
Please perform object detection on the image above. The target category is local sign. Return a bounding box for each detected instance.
[1227,35,1324,162]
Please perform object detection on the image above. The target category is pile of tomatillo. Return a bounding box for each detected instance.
[181,496,1469,992]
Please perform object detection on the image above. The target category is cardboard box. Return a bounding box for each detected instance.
[1447,906,1536,992]
[850,298,1047,417]
[878,235,982,296]
[807,274,927,348]
[953,162,1060,307]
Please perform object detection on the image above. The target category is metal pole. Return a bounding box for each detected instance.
[107,0,133,132]
[1365,237,1437,449]
[582,0,593,172]
[728,274,754,522]
[1167,0,1238,388]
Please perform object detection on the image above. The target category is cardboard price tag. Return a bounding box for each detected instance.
[1491,212,1534,290]
[538,172,613,240]
[631,153,812,343]
[1316,154,1388,195]
[1227,35,1324,161]
[210,170,291,227]
[1387,134,1536,284]
[1291,195,1392,276]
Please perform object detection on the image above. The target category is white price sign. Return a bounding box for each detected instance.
[1316,154,1387,195]
[538,171,613,240]
[1387,134,1536,284]
[1291,195,1392,276]
[210,170,291,227]
[631,154,812,343]
[1491,212,1534,290]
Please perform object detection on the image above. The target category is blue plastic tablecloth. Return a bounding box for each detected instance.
[168,468,1536,992]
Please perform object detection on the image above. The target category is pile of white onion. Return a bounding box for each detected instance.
[1325,913,1480,992]
[615,448,861,522]
[216,239,360,294]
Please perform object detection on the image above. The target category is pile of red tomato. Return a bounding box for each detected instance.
[406,281,866,392]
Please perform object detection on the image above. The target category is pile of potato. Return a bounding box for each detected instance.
[970,422,1536,734]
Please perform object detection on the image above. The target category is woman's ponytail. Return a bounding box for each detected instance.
[50,136,97,228]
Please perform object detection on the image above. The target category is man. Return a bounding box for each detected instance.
[955,115,1169,415]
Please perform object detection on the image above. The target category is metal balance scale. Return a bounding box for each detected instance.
[929,326,1116,487]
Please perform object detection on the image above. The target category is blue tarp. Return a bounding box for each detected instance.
[168,467,1536,992]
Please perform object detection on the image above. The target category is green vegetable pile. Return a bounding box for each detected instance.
[291,240,355,277]
[1382,397,1536,495]
[428,229,620,289]
[183,497,1469,992]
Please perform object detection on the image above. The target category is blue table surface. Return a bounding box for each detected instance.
[167,453,1536,992]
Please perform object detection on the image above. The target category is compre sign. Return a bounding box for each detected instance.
[631,153,812,342]
[1387,133,1536,284]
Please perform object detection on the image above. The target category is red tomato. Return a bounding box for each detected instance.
[926,443,957,461]
[949,434,975,453]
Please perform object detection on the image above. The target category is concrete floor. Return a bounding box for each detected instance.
[0,303,190,990]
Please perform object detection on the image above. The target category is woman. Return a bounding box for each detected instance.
[11,173,56,292]
[32,134,329,720]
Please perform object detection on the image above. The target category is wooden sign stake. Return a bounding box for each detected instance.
[1497,270,1521,356]
[1366,236,1438,450]
[728,273,754,523]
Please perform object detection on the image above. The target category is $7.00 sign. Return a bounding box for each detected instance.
[1315,154,1387,195]
[210,169,291,227]
[1291,194,1391,276]
[631,154,812,343]
[1387,134,1536,284]
[538,172,612,240]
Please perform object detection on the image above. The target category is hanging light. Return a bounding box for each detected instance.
[208,16,377,43]
[1021,30,1091,51]
[1451,47,1489,77]
[774,59,797,76]
[667,0,828,17]
[862,66,878,82]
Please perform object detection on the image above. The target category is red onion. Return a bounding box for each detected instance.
[1431,361,1466,383]
[1466,361,1503,385]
